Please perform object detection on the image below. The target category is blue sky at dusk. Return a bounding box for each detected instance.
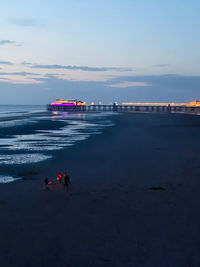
[0,0,200,104]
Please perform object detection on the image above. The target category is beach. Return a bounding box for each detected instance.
[1,112,200,266]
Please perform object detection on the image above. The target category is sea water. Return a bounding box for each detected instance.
[0,105,115,183]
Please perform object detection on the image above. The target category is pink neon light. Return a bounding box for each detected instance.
[50,103,76,106]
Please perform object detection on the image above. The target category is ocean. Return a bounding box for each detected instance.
[0,105,115,183]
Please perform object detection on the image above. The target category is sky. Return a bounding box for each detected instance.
[0,0,200,104]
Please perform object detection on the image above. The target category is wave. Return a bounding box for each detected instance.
[0,107,116,182]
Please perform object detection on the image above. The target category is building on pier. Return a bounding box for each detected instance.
[50,98,85,106]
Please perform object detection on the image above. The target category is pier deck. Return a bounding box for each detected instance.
[47,104,200,114]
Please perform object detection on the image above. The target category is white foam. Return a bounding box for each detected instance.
[0,175,20,183]
[0,111,116,166]
[0,119,106,153]
[0,118,37,128]
[0,154,52,164]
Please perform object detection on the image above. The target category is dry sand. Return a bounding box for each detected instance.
[1,112,200,266]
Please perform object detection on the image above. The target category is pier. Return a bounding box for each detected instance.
[47,104,200,114]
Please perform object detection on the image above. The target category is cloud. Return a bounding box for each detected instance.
[31,64,132,72]
[0,61,13,65]
[107,81,151,88]
[0,72,40,76]
[0,40,22,46]
[0,40,16,46]
[152,64,170,68]
[21,61,33,66]
[0,74,200,104]
[11,18,38,27]
[44,73,64,78]
[0,77,10,81]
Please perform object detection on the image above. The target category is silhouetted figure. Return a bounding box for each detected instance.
[167,103,171,113]
[64,173,70,188]
[44,177,49,185]
[57,173,62,184]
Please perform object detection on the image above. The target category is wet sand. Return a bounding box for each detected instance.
[1,112,200,266]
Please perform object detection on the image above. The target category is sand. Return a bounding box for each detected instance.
[1,112,200,266]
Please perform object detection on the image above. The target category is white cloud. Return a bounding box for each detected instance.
[107,81,151,88]
[10,18,38,27]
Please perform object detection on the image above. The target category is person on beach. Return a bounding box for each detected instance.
[64,173,70,188]
[44,178,54,185]
[57,173,62,184]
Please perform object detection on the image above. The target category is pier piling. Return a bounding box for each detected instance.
[47,104,200,115]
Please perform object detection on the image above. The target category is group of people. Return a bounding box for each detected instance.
[44,172,70,188]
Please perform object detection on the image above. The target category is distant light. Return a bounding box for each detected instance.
[50,103,75,106]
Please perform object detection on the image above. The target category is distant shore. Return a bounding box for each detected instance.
[1,112,200,266]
